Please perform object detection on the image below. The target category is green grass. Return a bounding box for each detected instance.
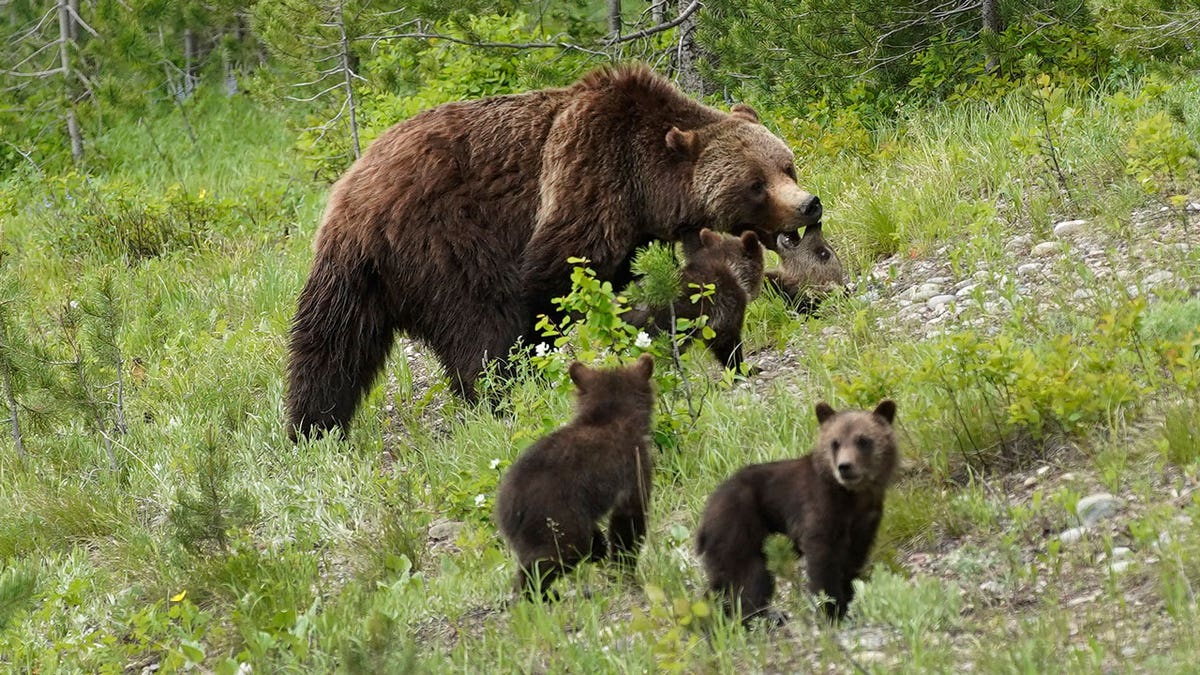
[1,71,1199,672]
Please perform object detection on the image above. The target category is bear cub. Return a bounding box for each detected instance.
[495,354,656,600]
[696,400,898,623]
[625,229,764,372]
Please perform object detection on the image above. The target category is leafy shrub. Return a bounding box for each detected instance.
[32,174,238,262]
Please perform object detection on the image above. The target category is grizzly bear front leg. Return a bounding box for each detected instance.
[799,532,851,622]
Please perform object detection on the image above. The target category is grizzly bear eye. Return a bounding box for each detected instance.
[831,439,841,452]
[783,165,796,180]
[855,435,874,453]
[749,179,766,195]
[817,247,831,262]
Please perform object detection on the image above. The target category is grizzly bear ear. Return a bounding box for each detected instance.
[815,402,837,425]
[699,228,721,248]
[731,104,760,124]
[873,400,897,425]
[666,127,699,159]
[634,353,654,380]
[739,231,761,253]
[568,361,592,392]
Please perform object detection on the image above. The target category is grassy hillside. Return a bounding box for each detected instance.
[1,69,1199,673]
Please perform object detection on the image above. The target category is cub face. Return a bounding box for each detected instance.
[813,400,898,491]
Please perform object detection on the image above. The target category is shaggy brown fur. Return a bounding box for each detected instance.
[286,64,821,439]
[696,400,898,623]
[495,354,656,600]
[764,223,846,313]
[625,229,765,371]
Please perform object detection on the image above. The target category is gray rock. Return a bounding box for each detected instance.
[1032,241,1060,257]
[1109,560,1132,574]
[1076,493,1121,527]
[928,294,957,310]
[1053,219,1088,237]
[1144,270,1174,286]
[980,580,1004,596]
[1110,546,1132,560]
[956,283,979,297]
[1060,527,1087,544]
[428,519,464,542]
[905,283,943,303]
[1017,263,1042,277]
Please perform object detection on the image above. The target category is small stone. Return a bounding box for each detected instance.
[956,283,979,297]
[428,519,464,542]
[980,580,1004,596]
[1060,527,1087,544]
[1109,560,1132,574]
[1072,289,1094,301]
[1187,202,1200,212]
[928,294,957,310]
[1023,476,1038,488]
[1121,647,1137,658]
[1008,234,1033,251]
[1111,546,1132,559]
[1053,219,1088,237]
[1076,493,1121,527]
[1144,270,1174,286]
[857,651,887,664]
[1036,466,1051,476]
[1032,241,1060,257]
[927,275,953,285]
[1017,263,1042,277]
[905,283,943,303]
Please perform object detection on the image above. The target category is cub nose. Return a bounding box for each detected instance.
[798,195,822,224]
[837,462,855,479]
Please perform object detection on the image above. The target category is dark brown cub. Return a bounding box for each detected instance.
[696,400,898,623]
[625,228,764,372]
[495,354,656,600]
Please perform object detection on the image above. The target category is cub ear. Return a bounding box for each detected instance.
[873,399,897,425]
[730,104,760,123]
[739,231,761,253]
[568,361,592,392]
[699,228,722,248]
[666,127,699,159]
[815,401,837,425]
[634,353,655,379]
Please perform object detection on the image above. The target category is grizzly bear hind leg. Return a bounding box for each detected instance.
[286,254,397,440]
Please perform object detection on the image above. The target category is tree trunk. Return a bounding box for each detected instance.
[981,0,1002,74]
[675,1,712,96]
[336,1,361,159]
[2,358,24,461]
[183,27,198,99]
[651,0,667,24]
[608,0,622,37]
[57,0,83,161]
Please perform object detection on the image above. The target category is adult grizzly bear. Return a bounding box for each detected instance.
[696,400,898,624]
[286,64,822,439]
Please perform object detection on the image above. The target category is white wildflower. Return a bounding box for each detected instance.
[634,331,652,349]
[475,494,487,508]
[534,342,549,357]
[489,458,501,470]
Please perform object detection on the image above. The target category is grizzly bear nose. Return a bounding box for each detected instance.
[798,195,822,224]
[837,462,855,478]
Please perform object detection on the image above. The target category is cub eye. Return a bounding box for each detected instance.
[831,439,841,452]
[749,179,766,195]
[784,165,796,180]
[855,435,874,453]
[817,247,831,262]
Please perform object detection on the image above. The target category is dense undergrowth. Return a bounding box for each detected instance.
[3,18,1200,674]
